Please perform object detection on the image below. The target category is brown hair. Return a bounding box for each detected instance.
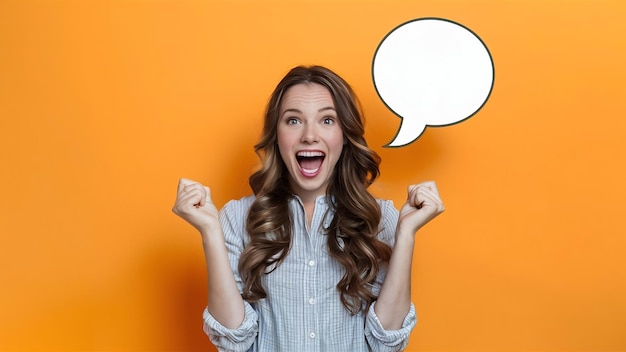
[239,65,392,314]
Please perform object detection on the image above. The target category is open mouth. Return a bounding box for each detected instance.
[296,150,325,177]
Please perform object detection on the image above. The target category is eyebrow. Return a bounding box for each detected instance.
[281,106,336,116]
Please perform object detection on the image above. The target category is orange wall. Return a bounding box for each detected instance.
[1,0,625,351]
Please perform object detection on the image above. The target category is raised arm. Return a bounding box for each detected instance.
[374,181,445,330]
[172,178,245,329]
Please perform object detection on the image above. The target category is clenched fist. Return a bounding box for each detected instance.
[397,181,445,236]
[172,178,220,235]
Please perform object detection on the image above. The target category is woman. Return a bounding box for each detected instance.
[172,65,444,351]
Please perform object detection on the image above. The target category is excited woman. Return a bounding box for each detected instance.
[172,65,445,352]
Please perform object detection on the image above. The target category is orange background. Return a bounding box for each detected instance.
[1,0,625,351]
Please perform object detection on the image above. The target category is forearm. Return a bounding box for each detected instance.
[201,227,246,329]
[374,230,415,330]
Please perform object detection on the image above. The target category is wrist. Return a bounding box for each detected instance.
[394,229,416,246]
[198,223,223,240]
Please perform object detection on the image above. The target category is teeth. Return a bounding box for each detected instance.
[297,151,325,157]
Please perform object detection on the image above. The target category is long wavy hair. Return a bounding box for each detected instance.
[239,65,392,314]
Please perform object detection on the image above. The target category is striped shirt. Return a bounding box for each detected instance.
[203,195,416,352]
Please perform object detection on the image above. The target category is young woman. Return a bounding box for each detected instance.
[172,65,444,351]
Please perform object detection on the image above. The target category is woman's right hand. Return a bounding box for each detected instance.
[172,178,220,235]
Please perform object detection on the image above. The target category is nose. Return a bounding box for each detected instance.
[301,123,319,144]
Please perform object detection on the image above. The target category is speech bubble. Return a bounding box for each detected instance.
[372,18,494,147]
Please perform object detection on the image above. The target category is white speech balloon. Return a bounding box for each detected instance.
[373,18,494,147]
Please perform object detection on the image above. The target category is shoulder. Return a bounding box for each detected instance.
[221,194,256,213]
[374,198,399,245]
[375,198,398,217]
[219,195,256,223]
[219,195,256,242]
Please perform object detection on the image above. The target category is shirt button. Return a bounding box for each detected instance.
[308,260,315,267]
[308,298,316,305]
[309,332,316,339]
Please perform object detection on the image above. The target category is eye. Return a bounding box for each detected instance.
[286,117,300,125]
[323,117,335,125]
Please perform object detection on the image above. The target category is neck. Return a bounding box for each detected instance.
[292,192,326,229]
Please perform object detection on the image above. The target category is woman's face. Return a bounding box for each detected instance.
[277,83,345,201]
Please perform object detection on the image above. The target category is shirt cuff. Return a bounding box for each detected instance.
[365,302,417,350]
[202,303,258,352]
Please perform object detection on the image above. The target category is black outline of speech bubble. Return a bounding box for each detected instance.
[372,17,495,147]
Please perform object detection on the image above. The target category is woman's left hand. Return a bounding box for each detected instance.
[397,181,445,236]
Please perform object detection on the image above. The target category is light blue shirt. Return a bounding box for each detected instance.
[203,195,416,352]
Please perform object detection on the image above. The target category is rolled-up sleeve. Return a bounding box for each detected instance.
[365,302,417,352]
[202,197,258,352]
[203,303,258,352]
